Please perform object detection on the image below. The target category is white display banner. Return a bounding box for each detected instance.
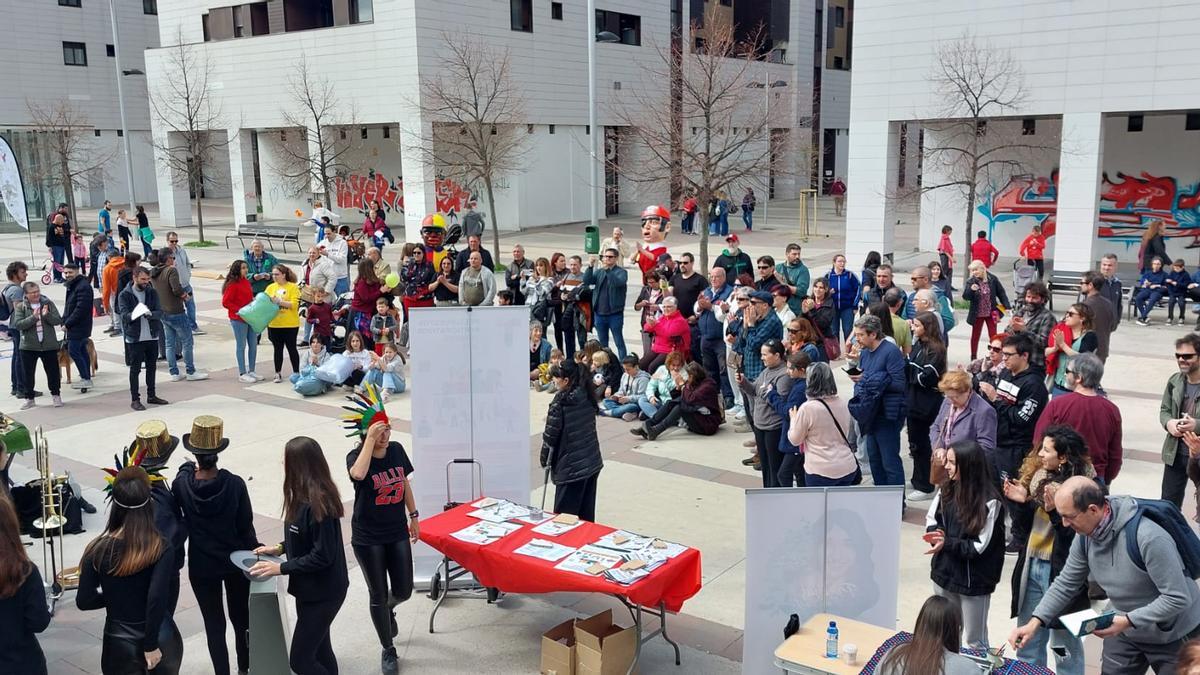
[409,305,531,583]
[0,136,29,230]
[742,486,903,674]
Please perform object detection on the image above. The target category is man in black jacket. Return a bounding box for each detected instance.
[118,267,169,410]
[584,248,629,359]
[505,244,535,305]
[978,333,1047,485]
[61,264,94,390]
[453,234,494,273]
[45,208,70,283]
[713,234,753,285]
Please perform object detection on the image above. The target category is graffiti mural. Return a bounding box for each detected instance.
[977,170,1200,246]
[333,171,478,222]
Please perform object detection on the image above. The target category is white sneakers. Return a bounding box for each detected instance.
[173,371,210,382]
[238,373,257,383]
[907,489,935,502]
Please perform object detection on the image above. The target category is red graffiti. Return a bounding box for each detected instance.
[1100,172,1176,211]
[334,171,476,218]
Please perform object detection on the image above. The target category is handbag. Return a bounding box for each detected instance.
[139,227,155,244]
[814,399,863,485]
[930,410,955,486]
[810,314,840,361]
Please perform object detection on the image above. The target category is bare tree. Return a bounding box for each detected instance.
[149,36,231,242]
[610,6,789,270]
[411,34,529,263]
[25,99,114,229]
[898,34,1059,284]
[269,57,360,207]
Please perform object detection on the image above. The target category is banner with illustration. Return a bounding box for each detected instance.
[0,136,29,230]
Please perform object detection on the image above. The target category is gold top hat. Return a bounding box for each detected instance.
[133,420,179,469]
[182,415,230,455]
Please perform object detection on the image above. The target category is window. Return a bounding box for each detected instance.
[339,129,347,140]
[694,36,706,53]
[1128,114,1144,133]
[835,6,845,27]
[382,126,390,138]
[1187,113,1200,131]
[551,2,562,20]
[202,14,210,41]
[1022,118,1036,135]
[62,42,87,66]
[548,124,556,134]
[233,6,245,37]
[833,56,843,69]
[975,120,987,137]
[510,0,532,32]
[361,128,368,139]
[94,129,102,137]
[719,0,731,5]
[596,10,641,46]
[59,0,81,6]
[143,0,157,14]
[283,0,333,32]
[106,44,115,57]
[117,129,123,137]
[350,0,373,24]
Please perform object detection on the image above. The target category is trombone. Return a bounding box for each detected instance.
[32,426,75,614]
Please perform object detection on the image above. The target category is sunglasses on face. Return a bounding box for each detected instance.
[786,327,799,333]
[988,346,1003,353]
[1177,353,1198,361]
[1065,310,1079,317]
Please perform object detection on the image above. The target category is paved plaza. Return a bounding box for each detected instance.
[1,200,1187,674]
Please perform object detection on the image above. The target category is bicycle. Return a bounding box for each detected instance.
[41,257,67,285]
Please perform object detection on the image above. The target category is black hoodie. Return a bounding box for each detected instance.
[171,462,259,579]
[991,366,1048,450]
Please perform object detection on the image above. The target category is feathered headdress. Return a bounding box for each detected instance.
[102,442,165,500]
[341,383,389,437]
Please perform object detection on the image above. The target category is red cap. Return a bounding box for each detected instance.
[725,234,740,244]
[640,205,671,222]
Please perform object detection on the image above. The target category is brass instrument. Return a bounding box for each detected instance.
[31,427,72,614]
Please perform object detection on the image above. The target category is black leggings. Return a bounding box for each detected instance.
[353,539,415,648]
[268,326,300,375]
[754,425,783,488]
[639,351,668,373]
[191,571,250,675]
[291,594,345,675]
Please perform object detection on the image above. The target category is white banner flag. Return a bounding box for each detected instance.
[0,136,29,230]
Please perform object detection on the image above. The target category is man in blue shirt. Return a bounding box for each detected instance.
[852,313,908,492]
[97,200,112,237]
[696,267,734,406]
[584,248,629,358]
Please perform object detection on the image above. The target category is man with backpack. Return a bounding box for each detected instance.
[1010,476,1200,673]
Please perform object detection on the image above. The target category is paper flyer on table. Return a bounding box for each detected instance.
[450,521,522,545]
[554,546,623,575]
[532,519,585,537]
[592,529,657,553]
[513,538,576,562]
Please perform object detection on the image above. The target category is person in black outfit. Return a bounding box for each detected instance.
[118,266,170,411]
[540,361,603,521]
[0,495,51,675]
[251,437,349,675]
[670,252,708,363]
[172,419,258,675]
[347,420,419,675]
[76,466,182,674]
[147,460,186,675]
[907,311,947,501]
[977,333,1048,487]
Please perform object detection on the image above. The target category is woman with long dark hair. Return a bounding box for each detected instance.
[924,440,1005,650]
[860,250,882,310]
[540,361,603,521]
[221,259,258,382]
[548,252,570,351]
[631,361,721,440]
[76,467,181,674]
[800,277,836,339]
[265,264,301,383]
[736,338,793,488]
[351,258,385,339]
[347,419,419,675]
[0,496,51,674]
[878,595,978,675]
[1002,426,1094,675]
[1139,218,1168,273]
[907,311,947,502]
[250,437,349,675]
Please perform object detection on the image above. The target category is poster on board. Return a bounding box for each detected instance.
[0,136,29,230]
[742,486,903,674]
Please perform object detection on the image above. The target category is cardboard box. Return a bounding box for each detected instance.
[541,618,577,675]
[574,609,637,675]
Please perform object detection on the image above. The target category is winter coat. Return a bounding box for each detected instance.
[992,367,1048,451]
[1160,371,1200,466]
[962,272,1010,323]
[222,278,254,322]
[150,263,186,315]
[11,300,63,351]
[697,284,733,340]
[61,275,94,339]
[101,255,126,312]
[1019,234,1046,260]
[540,385,603,485]
[803,296,836,338]
[1140,235,1168,272]
[117,283,164,342]
[767,378,808,453]
[645,311,691,356]
[713,249,753,284]
[926,491,1005,596]
[906,340,946,421]
[679,377,722,436]
[825,269,861,311]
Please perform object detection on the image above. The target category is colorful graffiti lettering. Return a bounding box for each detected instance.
[978,170,1200,244]
[333,171,477,221]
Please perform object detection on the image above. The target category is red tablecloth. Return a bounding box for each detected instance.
[419,500,703,613]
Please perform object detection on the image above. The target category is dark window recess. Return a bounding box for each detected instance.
[975,120,987,137]
[548,124,555,134]
[143,0,158,14]
[833,56,843,69]
[117,129,123,137]
[694,36,706,53]
[202,14,211,41]
[490,125,497,135]
[339,129,347,140]
[613,81,621,90]
[1022,118,1036,135]
[59,0,81,7]
[280,130,287,141]
[1128,114,1144,132]
[249,2,269,34]
[361,128,368,139]
[382,126,390,138]
[233,6,245,37]
[94,129,102,137]
[63,42,88,66]
[689,0,703,28]
[283,0,333,32]
[106,44,115,57]
[835,6,845,27]
[585,125,590,135]
[719,0,731,5]
[596,10,641,46]
[510,0,532,32]
[350,0,373,24]
[551,2,562,20]
[1187,113,1200,131]
[526,124,534,134]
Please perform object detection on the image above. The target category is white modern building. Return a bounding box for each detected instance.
[0,0,160,227]
[846,0,1200,275]
[146,0,852,240]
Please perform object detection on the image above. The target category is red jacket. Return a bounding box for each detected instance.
[363,215,386,238]
[351,278,384,313]
[645,310,691,355]
[1019,234,1046,260]
[971,238,999,267]
[221,278,254,321]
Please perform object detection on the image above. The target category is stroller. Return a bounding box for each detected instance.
[1011,258,1037,298]
[297,287,352,354]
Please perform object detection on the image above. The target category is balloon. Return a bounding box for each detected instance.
[294,209,304,217]
[385,273,400,288]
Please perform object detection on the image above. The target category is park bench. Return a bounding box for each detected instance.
[224,224,302,254]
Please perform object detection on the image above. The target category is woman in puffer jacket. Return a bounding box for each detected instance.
[540,361,603,521]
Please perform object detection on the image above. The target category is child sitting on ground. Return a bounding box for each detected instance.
[341,330,373,391]
[537,349,564,392]
[290,335,333,396]
[366,342,407,400]
[370,296,398,355]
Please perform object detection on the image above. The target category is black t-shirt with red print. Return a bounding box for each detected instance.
[346,441,415,546]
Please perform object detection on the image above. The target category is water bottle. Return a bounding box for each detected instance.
[825,620,839,659]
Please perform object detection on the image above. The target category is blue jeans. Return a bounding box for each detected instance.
[163,313,195,375]
[9,330,25,393]
[862,417,905,489]
[67,337,92,379]
[836,306,856,343]
[804,469,860,487]
[334,277,350,296]
[601,400,640,417]
[1017,558,1084,675]
[50,245,66,281]
[636,393,662,418]
[230,320,258,374]
[681,212,694,234]
[742,209,753,230]
[594,312,626,359]
[182,284,198,330]
[719,215,729,237]
[1133,288,1164,319]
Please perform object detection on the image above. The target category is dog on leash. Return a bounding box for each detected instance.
[58,339,99,386]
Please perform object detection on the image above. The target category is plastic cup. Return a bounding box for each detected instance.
[842,644,858,666]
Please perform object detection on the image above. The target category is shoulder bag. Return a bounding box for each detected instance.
[814,399,862,485]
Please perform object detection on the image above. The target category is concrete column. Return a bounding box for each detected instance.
[845,119,899,266]
[399,118,437,245]
[152,130,192,228]
[1053,112,1104,273]
[227,129,260,229]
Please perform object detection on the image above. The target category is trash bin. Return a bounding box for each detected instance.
[584,225,600,255]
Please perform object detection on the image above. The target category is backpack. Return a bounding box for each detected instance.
[0,284,11,322]
[1123,498,1200,579]
[938,295,957,334]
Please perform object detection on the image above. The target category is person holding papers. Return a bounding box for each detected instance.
[540,361,603,522]
[1009,477,1200,674]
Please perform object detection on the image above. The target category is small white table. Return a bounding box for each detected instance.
[774,613,895,674]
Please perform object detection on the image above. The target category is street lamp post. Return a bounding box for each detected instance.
[587,0,619,231]
[108,0,138,217]
[748,66,787,229]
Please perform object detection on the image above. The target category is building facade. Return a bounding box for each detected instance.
[845,0,1200,275]
[146,0,851,240]
[0,0,160,229]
